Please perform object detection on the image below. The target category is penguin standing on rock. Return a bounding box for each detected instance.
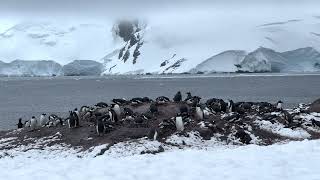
[73,111,80,127]
[24,120,30,128]
[68,111,76,128]
[195,105,204,120]
[173,91,182,102]
[175,114,184,132]
[184,92,192,102]
[111,104,121,118]
[30,116,37,131]
[276,100,283,111]
[39,113,47,127]
[17,118,23,129]
[109,109,118,123]
[96,119,105,136]
[227,100,235,113]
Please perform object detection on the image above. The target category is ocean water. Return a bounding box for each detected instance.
[0,73,319,130]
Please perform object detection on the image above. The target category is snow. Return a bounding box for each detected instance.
[1,139,320,179]
[62,60,103,76]
[190,50,247,73]
[1,6,320,75]
[255,120,311,139]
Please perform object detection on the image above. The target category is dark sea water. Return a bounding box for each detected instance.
[1,73,320,130]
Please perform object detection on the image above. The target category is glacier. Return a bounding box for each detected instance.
[0,9,320,75]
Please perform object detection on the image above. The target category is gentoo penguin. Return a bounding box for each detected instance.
[112,98,127,105]
[111,104,121,118]
[219,99,227,112]
[39,113,47,127]
[156,96,170,104]
[68,111,76,128]
[227,100,235,113]
[24,120,30,128]
[195,105,204,120]
[73,111,80,127]
[30,116,37,131]
[17,118,23,129]
[109,109,118,123]
[96,119,105,136]
[276,100,283,111]
[184,92,192,102]
[80,105,90,113]
[74,108,80,120]
[175,114,184,132]
[149,102,158,114]
[173,91,182,102]
[95,102,108,108]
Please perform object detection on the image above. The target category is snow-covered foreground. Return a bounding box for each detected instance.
[1,140,320,180]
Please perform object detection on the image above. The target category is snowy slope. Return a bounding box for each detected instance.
[190,50,247,73]
[0,12,320,74]
[0,60,62,76]
[282,47,320,72]
[1,140,320,179]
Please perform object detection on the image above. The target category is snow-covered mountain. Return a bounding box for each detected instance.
[0,60,62,76]
[189,51,247,73]
[0,12,320,75]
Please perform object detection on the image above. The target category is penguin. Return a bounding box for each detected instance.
[80,105,90,112]
[39,113,47,127]
[95,102,108,108]
[68,111,76,128]
[73,111,80,127]
[184,92,192,102]
[130,97,144,105]
[175,114,184,132]
[111,104,121,118]
[227,100,235,113]
[109,109,118,123]
[30,116,37,131]
[53,117,63,127]
[150,102,158,114]
[219,99,227,112]
[96,119,105,136]
[74,108,80,120]
[17,118,23,129]
[276,100,283,111]
[195,105,204,120]
[142,97,153,103]
[112,98,127,105]
[173,91,182,102]
[24,120,30,128]
[156,96,170,104]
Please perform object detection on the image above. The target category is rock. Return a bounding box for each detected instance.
[310,98,320,112]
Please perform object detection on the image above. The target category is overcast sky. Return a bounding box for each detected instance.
[1,0,319,19]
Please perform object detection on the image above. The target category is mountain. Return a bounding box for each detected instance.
[237,47,289,72]
[189,50,247,73]
[281,47,320,72]
[0,60,62,76]
[0,14,320,75]
[62,60,103,76]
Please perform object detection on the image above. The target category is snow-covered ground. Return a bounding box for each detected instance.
[1,139,320,180]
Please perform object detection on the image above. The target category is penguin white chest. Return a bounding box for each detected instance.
[277,103,282,110]
[196,107,204,120]
[30,118,37,129]
[175,117,184,132]
[114,105,121,116]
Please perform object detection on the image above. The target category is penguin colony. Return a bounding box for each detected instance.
[16,92,320,145]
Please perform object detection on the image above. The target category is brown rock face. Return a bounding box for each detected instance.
[310,98,320,112]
